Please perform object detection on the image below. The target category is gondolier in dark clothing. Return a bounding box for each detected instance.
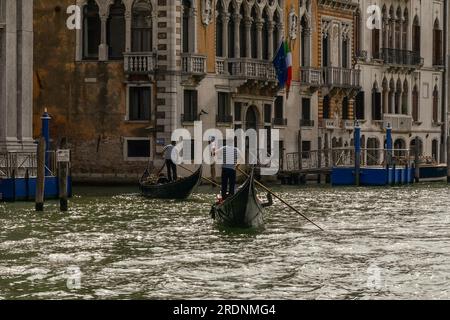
[163,141,178,182]
[216,144,242,199]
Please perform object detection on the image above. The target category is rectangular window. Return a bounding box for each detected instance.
[129,86,151,121]
[302,141,311,159]
[355,91,365,120]
[264,104,272,123]
[275,96,284,119]
[302,98,311,120]
[126,139,150,160]
[218,92,231,119]
[132,27,152,52]
[183,90,198,121]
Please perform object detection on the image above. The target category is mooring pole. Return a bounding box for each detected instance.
[386,124,393,184]
[414,136,420,183]
[58,138,69,212]
[41,109,51,177]
[36,137,46,212]
[354,121,361,186]
[447,137,450,183]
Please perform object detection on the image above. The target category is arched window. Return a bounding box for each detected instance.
[394,138,406,158]
[107,0,126,60]
[410,138,423,157]
[355,91,365,120]
[402,9,408,50]
[433,19,443,66]
[432,140,439,162]
[372,82,382,120]
[250,6,257,59]
[300,16,309,66]
[433,85,439,123]
[395,7,401,49]
[395,79,402,114]
[388,79,395,114]
[372,23,380,59]
[239,6,246,58]
[382,78,388,114]
[228,3,235,58]
[323,95,330,119]
[262,9,269,60]
[182,0,192,53]
[402,80,408,115]
[83,0,101,59]
[388,6,394,48]
[342,36,349,68]
[381,5,387,48]
[412,16,421,54]
[412,84,419,121]
[342,97,349,120]
[132,0,152,52]
[322,33,329,67]
[354,8,361,56]
[273,11,281,56]
[216,1,224,57]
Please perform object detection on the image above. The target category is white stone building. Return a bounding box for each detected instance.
[0,0,35,152]
[354,0,447,163]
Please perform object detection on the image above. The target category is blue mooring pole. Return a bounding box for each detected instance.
[41,109,51,177]
[386,123,393,184]
[354,121,361,186]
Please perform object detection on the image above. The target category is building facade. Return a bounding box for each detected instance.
[355,0,446,164]
[32,0,447,181]
[0,0,35,152]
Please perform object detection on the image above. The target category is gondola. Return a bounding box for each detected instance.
[210,169,271,229]
[139,165,202,200]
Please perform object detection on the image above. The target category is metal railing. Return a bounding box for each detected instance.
[286,148,415,171]
[380,48,423,67]
[300,119,315,127]
[182,53,207,75]
[216,114,233,124]
[0,151,57,178]
[181,114,199,123]
[272,118,288,126]
[124,52,156,74]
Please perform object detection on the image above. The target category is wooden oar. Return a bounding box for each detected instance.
[237,167,324,232]
[179,165,220,188]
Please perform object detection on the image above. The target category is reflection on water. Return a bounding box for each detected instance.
[0,184,449,299]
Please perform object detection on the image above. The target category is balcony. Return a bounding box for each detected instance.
[323,67,360,89]
[382,114,413,132]
[182,53,207,76]
[228,58,277,82]
[300,67,322,89]
[380,48,423,68]
[272,118,288,127]
[124,52,156,75]
[300,119,315,127]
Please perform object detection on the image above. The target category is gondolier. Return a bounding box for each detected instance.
[216,143,243,199]
[163,141,178,182]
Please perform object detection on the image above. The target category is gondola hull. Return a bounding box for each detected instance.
[211,171,264,229]
[139,166,202,200]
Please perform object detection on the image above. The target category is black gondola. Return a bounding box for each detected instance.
[139,165,202,200]
[210,169,271,229]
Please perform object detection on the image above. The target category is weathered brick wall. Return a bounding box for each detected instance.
[33,0,151,180]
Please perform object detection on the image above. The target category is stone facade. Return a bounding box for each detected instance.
[32,0,448,181]
[0,0,35,152]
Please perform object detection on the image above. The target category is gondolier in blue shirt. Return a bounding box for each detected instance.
[216,142,243,199]
[163,141,178,182]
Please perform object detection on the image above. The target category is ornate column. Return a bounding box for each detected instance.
[234,13,241,58]
[125,11,132,52]
[245,17,252,58]
[268,20,274,60]
[256,19,263,60]
[303,28,311,67]
[98,14,109,61]
[222,13,230,58]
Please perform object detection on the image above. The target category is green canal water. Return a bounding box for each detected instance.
[0,183,449,300]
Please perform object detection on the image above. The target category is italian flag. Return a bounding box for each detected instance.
[284,41,293,98]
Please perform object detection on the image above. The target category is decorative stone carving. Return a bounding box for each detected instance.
[202,0,212,26]
[288,5,298,40]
